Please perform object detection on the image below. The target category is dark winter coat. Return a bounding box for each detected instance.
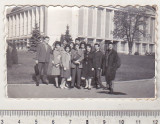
[102,49,121,81]
[36,42,52,63]
[82,51,94,78]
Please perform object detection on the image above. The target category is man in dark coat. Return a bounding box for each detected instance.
[35,36,52,86]
[102,42,121,93]
[92,43,106,89]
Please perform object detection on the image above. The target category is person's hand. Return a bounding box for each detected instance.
[55,64,60,67]
[35,60,38,64]
[92,68,94,71]
[64,67,66,71]
[98,68,101,70]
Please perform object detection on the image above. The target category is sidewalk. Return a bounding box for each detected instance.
[7,79,155,98]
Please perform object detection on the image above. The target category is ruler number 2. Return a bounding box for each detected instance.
[119,120,124,124]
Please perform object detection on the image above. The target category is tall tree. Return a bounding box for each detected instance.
[29,23,41,51]
[113,6,155,54]
[60,25,72,43]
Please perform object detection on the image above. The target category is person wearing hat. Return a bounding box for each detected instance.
[102,41,121,94]
[35,36,52,86]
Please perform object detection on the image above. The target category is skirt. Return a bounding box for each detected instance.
[61,68,71,78]
[51,65,61,76]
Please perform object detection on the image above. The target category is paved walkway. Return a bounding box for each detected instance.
[7,79,155,98]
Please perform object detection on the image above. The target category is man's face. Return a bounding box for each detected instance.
[108,44,113,50]
[95,45,100,51]
[44,38,49,44]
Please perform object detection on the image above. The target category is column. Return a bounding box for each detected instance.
[10,16,13,38]
[84,7,88,37]
[71,6,79,41]
[16,14,19,37]
[40,6,44,33]
[32,8,36,30]
[140,43,142,55]
[24,11,27,35]
[20,12,24,36]
[12,15,15,37]
[28,10,32,34]
[132,42,136,54]
[147,44,150,53]
[93,7,97,38]
[8,16,10,38]
[110,10,114,41]
[102,8,106,39]
[7,17,9,38]
[36,7,40,28]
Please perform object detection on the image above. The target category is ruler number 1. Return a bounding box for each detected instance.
[119,120,124,124]
[1,120,4,124]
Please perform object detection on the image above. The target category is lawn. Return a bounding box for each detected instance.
[7,51,155,84]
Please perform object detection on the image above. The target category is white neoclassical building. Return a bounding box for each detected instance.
[6,6,155,55]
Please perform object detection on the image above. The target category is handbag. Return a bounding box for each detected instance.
[34,64,39,75]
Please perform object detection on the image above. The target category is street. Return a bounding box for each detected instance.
[7,79,155,98]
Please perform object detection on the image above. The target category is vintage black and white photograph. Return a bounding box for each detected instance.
[6,6,155,98]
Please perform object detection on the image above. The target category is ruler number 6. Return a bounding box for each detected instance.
[153,120,158,124]
[1,120,4,124]
[119,120,124,124]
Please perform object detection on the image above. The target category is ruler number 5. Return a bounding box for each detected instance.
[1,120,4,124]
[119,120,124,124]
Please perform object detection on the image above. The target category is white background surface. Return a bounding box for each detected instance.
[0,0,159,110]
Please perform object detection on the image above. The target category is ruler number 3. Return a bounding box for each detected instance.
[1,120,4,124]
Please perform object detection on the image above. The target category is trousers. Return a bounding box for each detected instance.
[93,68,105,88]
[71,66,82,87]
[36,62,49,82]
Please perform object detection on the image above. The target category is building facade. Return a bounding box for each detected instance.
[6,6,155,55]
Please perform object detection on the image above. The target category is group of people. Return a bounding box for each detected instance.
[35,36,121,94]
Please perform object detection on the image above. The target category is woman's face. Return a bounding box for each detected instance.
[65,47,70,52]
[70,43,74,48]
[81,44,85,49]
[87,46,91,52]
[56,44,60,49]
[75,45,79,50]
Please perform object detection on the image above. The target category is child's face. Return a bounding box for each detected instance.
[65,47,70,52]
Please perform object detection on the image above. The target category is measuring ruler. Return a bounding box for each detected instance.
[0,110,159,124]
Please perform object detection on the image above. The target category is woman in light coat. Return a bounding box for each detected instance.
[51,41,62,88]
[60,45,71,89]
